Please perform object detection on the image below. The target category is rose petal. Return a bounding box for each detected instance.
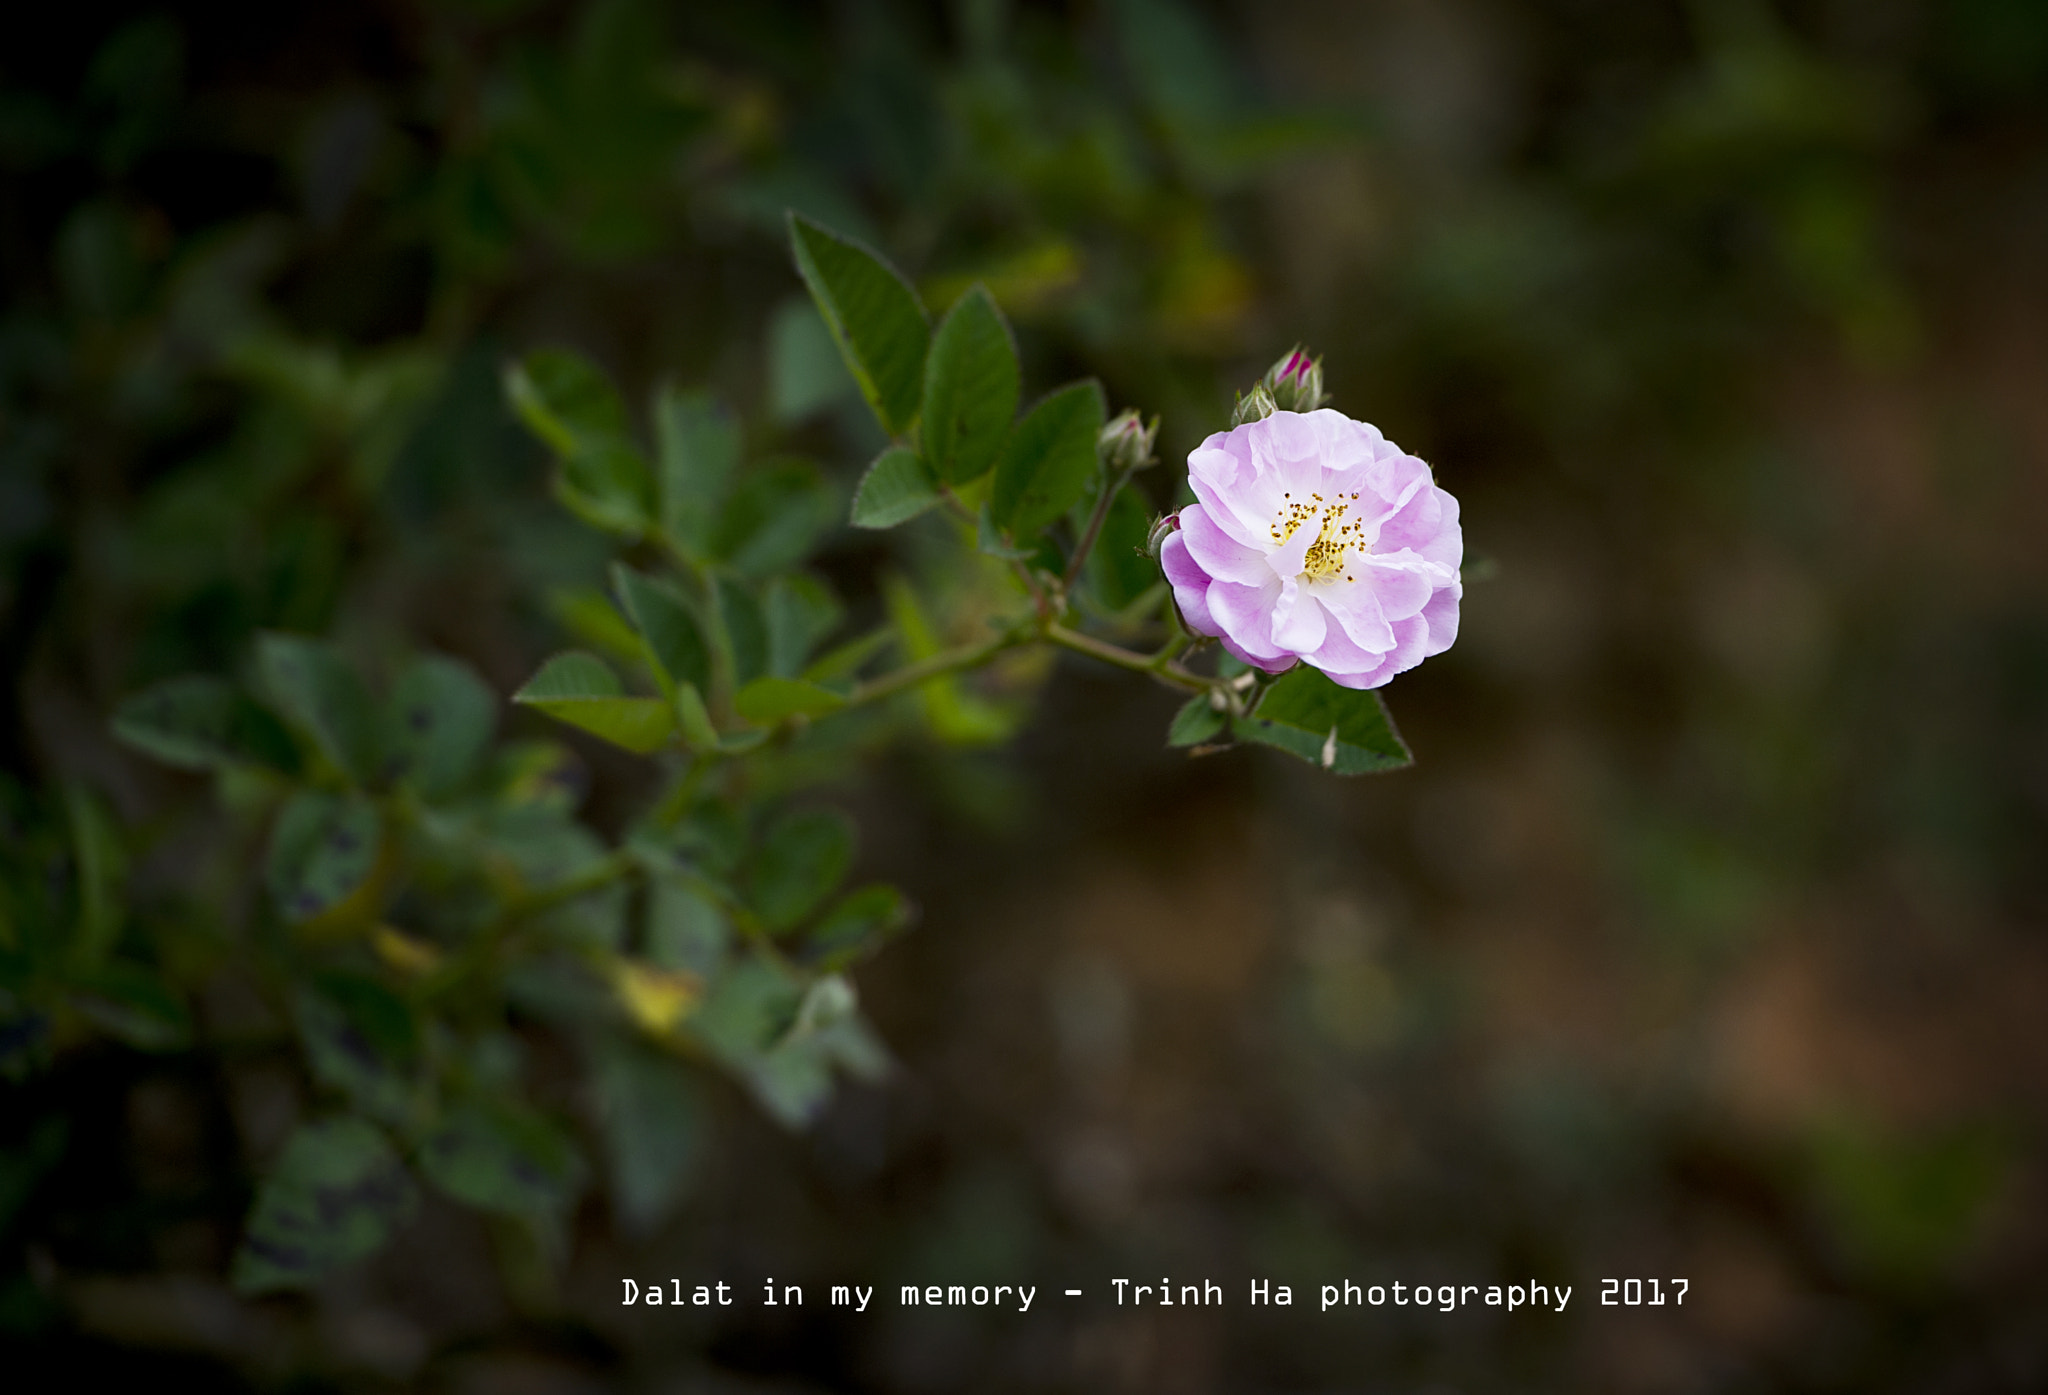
[1181,502,1275,586]
[1270,578,1327,653]
[1220,636,1297,674]
[1322,614,1429,690]
[1361,552,1437,622]
[1318,579,1396,655]
[1207,576,1290,662]
[1188,467,1279,552]
[1419,581,1462,657]
[1160,532,1220,637]
[1377,481,1462,571]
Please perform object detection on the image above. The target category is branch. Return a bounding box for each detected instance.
[846,626,1030,708]
[1045,623,1212,694]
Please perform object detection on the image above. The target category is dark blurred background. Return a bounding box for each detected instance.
[5,0,2048,1389]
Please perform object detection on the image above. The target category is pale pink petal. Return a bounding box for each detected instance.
[1317,580,1396,654]
[1324,614,1429,690]
[1304,605,1384,675]
[1361,553,1437,622]
[1160,532,1219,637]
[1188,467,1278,552]
[1221,637,1297,674]
[1270,579,1327,653]
[1208,577,1290,662]
[1180,502,1274,586]
[1377,481,1461,571]
[1356,453,1433,535]
[1419,581,1462,657]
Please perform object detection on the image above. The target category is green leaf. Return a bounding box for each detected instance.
[713,459,838,577]
[1167,694,1228,748]
[748,808,854,932]
[673,681,721,750]
[765,573,843,678]
[882,576,1018,744]
[1232,667,1413,774]
[504,348,630,457]
[256,633,379,784]
[111,675,296,773]
[803,626,893,687]
[767,295,856,424]
[1082,482,1159,611]
[69,960,191,1050]
[295,976,417,1123]
[512,651,675,755]
[547,586,647,667]
[489,740,589,813]
[612,565,712,695]
[645,875,728,976]
[975,501,1034,559]
[383,655,495,800]
[922,285,1020,484]
[760,1006,888,1126]
[63,785,124,969]
[851,445,940,529]
[479,805,612,904]
[266,790,382,924]
[735,676,848,725]
[673,801,746,877]
[590,1036,702,1238]
[418,1100,583,1220]
[788,213,930,437]
[690,955,801,1064]
[989,380,1106,536]
[802,883,912,970]
[715,575,768,689]
[231,1118,417,1294]
[685,953,884,1126]
[555,438,655,537]
[654,384,738,554]
[504,349,653,533]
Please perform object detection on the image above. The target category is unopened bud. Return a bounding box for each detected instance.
[1145,511,1180,558]
[1099,408,1159,472]
[1231,382,1277,426]
[1263,345,1328,413]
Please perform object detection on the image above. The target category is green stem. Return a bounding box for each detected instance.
[1045,623,1211,694]
[847,626,1029,708]
[1147,628,1192,668]
[941,483,1049,615]
[1064,467,1132,589]
[650,754,710,828]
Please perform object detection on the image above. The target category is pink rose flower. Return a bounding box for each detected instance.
[1161,409,1461,690]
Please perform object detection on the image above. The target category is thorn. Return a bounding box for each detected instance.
[1320,725,1339,769]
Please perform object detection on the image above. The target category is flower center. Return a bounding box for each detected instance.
[1270,491,1365,584]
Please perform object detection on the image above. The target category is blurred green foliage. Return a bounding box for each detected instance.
[4,0,2047,1389]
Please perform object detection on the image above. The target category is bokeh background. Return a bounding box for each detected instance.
[6,0,2048,1389]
